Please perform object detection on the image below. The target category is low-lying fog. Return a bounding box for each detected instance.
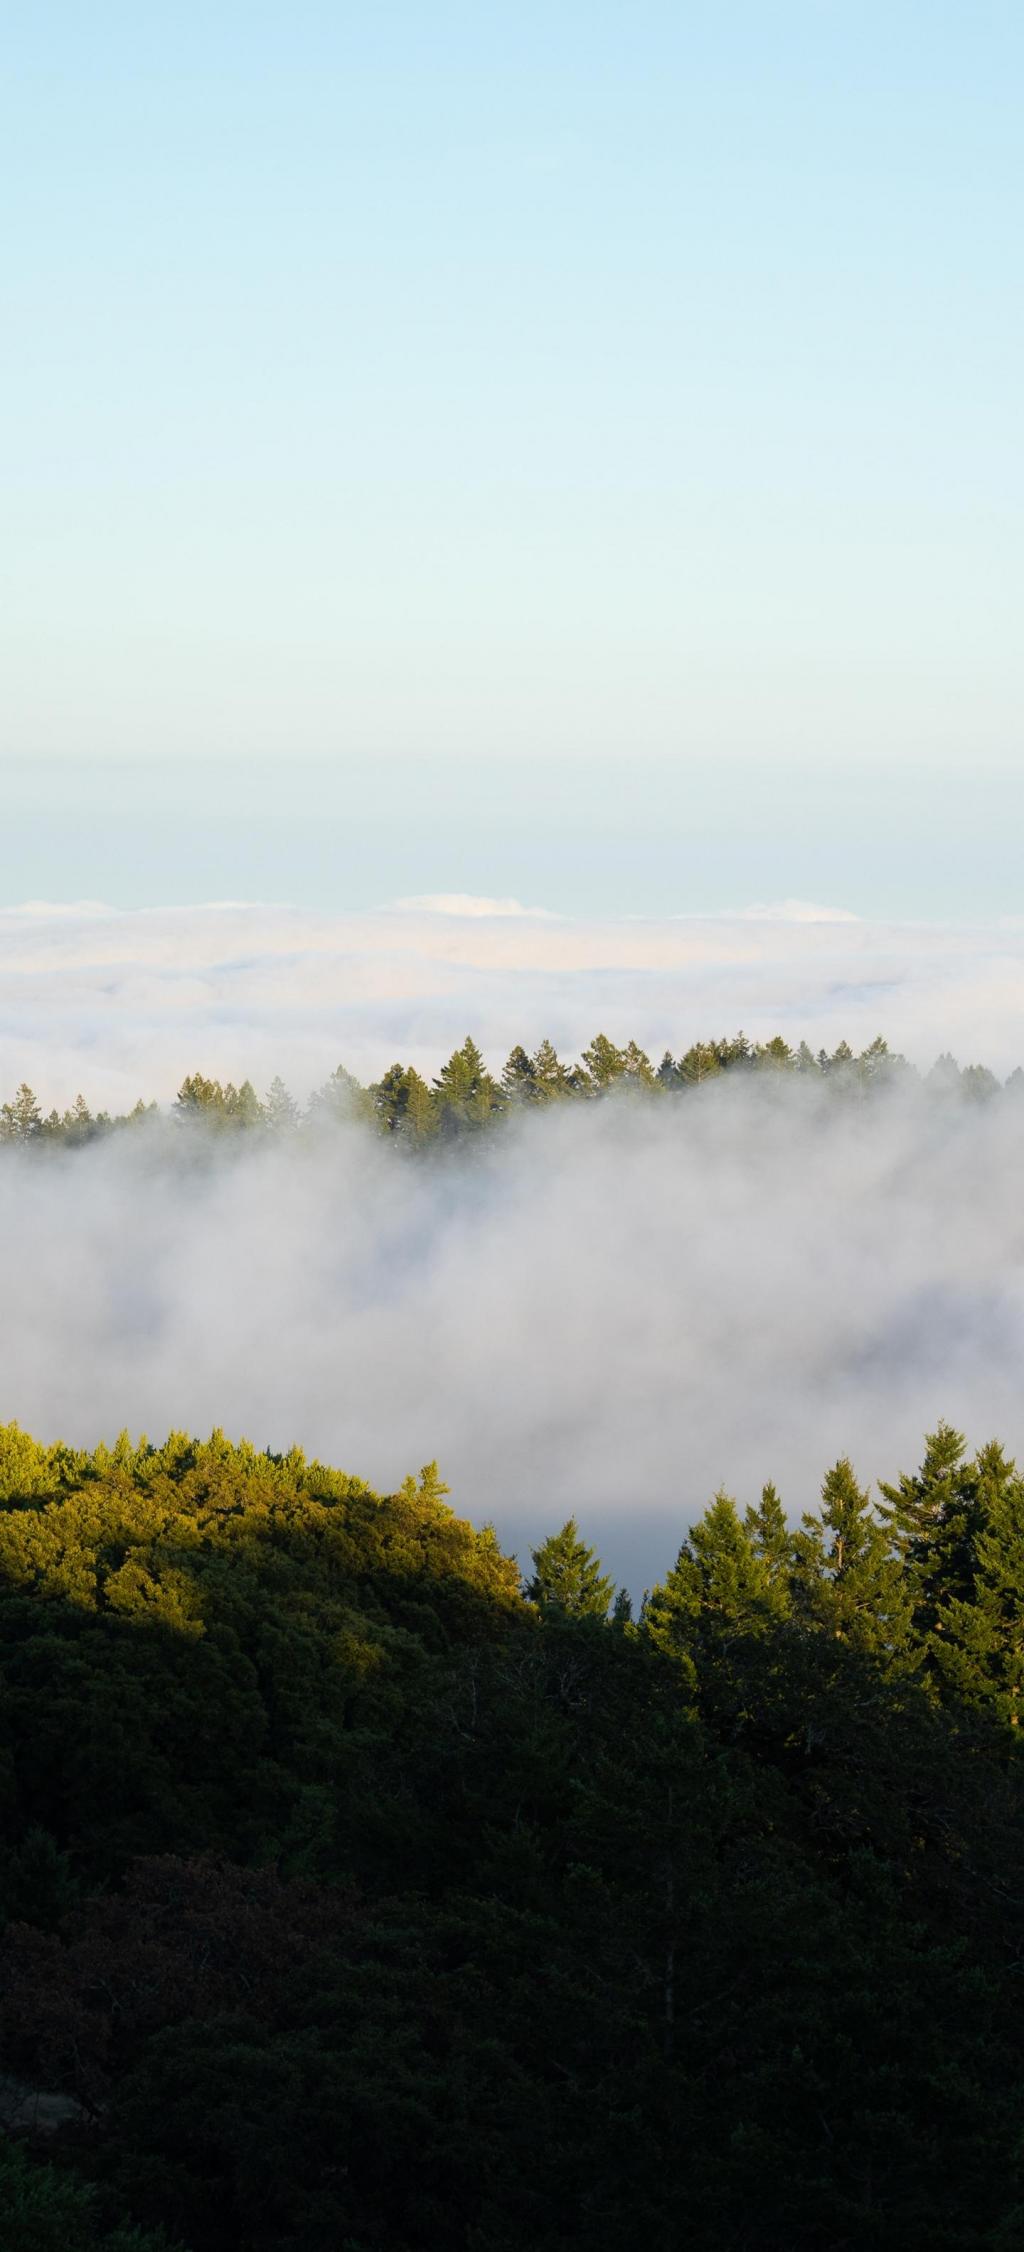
[4,1079,1023,1593]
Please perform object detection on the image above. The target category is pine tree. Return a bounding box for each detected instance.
[501,1046,538,1104]
[224,1079,264,1128]
[678,1042,720,1086]
[580,1034,626,1093]
[878,1423,975,1629]
[532,1039,571,1100]
[621,1041,656,1089]
[527,1518,614,1620]
[371,1063,436,1137]
[0,1083,42,1141]
[755,1037,794,1072]
[434,1038,502,1130]
[646,1491,773,1668]
[743,1483,792,1616]
[792,1459,915,1665]
[174,1073,228,1120]
[307,1065,373,1130]
[933,1448,1024,1723]
[265,1075,300,1131]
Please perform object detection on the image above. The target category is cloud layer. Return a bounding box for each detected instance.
[2,898,1024,1114]
[3,1080,1023,1593]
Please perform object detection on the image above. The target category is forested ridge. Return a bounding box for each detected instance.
[2,1421,1024,2246]
[2,1028,1020,1148]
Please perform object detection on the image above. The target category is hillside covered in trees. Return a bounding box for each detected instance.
[1,1420,1024,2248]
[1,1028,1019,1149]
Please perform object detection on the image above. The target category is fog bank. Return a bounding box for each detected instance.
[3,1078,1022,1591]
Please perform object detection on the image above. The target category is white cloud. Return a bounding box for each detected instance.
[728,899,862,924]
[389,893,549,918]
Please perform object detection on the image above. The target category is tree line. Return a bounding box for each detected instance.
[1,1415,1024,2247]
[2,1029,1019,1148]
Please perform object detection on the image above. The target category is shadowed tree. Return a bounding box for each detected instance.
[932,1447,1024,1723]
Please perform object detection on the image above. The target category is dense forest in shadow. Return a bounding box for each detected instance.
[1,1421,1023,2247]
[2,1028,1020,1148]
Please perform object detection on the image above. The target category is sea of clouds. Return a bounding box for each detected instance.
[2,894,1024,1114]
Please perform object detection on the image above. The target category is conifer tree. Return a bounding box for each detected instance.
[371,1063,435,1137]
[755,1036,794,1071]
[174,1072,228,1120]
[621,1041,656,1088]
[307,1064,372,1130]
[678,1042,720,1085]
[645,1491,773,1667]
[878,1422,975,1630]
[580,1034,626,1093]
[434,1038,502,1129]
[531,1038,571,1099]
[501,1046,537,1103]
[526,1518,614,1619]
[743,1482,792,1616]
[0,1083,42,1141]
[932,1447,1024,1723]
[792,1459,915,1664]
[224,1078,264,1128]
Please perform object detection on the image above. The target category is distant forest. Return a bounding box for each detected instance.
[2,1030,1020,1147]
[2,1416,1024,2247]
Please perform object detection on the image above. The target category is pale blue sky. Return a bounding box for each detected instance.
[2,5,1022,911]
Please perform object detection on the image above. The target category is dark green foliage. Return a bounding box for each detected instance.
[0,2139,177,2250]
[0,1423,1023,2248]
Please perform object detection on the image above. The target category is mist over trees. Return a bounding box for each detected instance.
[1,1418,1024,2247]
[0,1027,1017,1150]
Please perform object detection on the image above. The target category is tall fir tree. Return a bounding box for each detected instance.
[527,1518,614,1619]
[743,1482,793,1617]
[792,1459,916,1667]
[930,1444,1024,1720]
[878,1422,977,1631]
[646,1491,774,1670]
[531,1038,572,1100]
[579,1034,626,1093]
[434,1038,503,1131]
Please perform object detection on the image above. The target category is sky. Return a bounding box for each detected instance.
[3,4,1022,919]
